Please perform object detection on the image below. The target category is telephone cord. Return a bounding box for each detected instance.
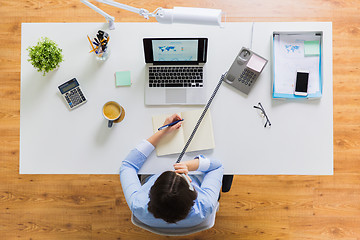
[176,73,226,163]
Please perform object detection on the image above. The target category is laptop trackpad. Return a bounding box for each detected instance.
[166,89,186,104]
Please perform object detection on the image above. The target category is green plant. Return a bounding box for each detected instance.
[27,37,64,76]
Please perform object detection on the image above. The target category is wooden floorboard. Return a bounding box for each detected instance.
[1,0,360,239]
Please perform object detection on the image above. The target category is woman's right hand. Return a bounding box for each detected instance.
[161,113,183,134]
[147,114,183,147]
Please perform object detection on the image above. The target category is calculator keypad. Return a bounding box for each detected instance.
[64,87,86,109]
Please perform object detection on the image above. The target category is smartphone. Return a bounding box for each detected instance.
[294,70,309,96]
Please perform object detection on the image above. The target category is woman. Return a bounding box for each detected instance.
[120,114,223,228]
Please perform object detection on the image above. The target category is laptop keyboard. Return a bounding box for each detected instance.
[149,66,203,88]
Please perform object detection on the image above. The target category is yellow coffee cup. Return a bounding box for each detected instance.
[102,101,122,128]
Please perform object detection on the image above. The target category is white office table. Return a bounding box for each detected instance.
[20,22,333,174]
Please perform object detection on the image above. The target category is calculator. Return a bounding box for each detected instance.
[58,78,87,110]
[224,47,268,95]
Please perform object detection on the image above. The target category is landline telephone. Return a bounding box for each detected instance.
[224,47,268,94]
[176,47,268,163]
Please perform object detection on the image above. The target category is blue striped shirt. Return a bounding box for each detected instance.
[120,140,223,228]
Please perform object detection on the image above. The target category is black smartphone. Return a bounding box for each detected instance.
[294,70,309,96]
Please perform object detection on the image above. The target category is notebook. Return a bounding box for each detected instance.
[152,109,215,156]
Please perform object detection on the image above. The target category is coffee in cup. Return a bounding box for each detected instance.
[102,101,122,128]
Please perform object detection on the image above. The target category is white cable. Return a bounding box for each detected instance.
[250,22,255,50]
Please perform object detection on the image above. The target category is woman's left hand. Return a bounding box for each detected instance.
[174,163,192,182]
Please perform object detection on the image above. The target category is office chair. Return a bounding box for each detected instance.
[222,174,233,192]
[132,174,233,236]
[131,201,219,236]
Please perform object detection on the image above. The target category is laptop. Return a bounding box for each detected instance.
[143,38,208,105]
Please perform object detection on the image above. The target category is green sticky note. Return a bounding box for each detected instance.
[304,41,320,56]
[115,71,131,86]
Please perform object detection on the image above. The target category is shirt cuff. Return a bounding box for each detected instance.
[135,140,155,157]
[196,154,211,172]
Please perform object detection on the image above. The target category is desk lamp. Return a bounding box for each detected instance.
[81,0,223,29]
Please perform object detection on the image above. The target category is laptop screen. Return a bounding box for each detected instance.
[143,38,208,65]
[152,39,198,62]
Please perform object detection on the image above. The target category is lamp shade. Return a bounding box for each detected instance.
[155,7,222,26]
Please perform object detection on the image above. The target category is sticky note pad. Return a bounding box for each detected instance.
[115,71,131,86]
[304,41,320,56]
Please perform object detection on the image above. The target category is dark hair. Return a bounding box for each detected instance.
[148,171,197,223]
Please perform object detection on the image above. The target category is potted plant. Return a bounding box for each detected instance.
[27,37,64,76]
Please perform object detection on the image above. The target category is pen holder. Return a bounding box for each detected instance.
[95,47,110,61]
[87,30,110,61]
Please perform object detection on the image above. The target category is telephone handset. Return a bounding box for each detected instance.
[224,47,268,95]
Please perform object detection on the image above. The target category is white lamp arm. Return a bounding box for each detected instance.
[81,0,115,29]
[95,0,152,19]
[81,0,223,27]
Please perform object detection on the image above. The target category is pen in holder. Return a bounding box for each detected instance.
[87,30,110,61]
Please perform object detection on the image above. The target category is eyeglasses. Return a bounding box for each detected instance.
[253,102,271,128]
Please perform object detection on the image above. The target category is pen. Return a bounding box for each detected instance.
[158,119,184,131]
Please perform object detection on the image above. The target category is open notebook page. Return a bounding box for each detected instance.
[182,109,215,152]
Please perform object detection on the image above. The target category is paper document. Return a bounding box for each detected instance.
[274,34,321,95]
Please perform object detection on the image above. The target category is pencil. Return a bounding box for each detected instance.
[89,46,99,53]
[87,35,96,53]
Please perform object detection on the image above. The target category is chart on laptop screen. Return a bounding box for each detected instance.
[152,39,198,61]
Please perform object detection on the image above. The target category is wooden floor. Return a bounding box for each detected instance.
[1,0,359,239]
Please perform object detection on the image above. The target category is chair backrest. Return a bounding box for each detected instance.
[131,202,219,236]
